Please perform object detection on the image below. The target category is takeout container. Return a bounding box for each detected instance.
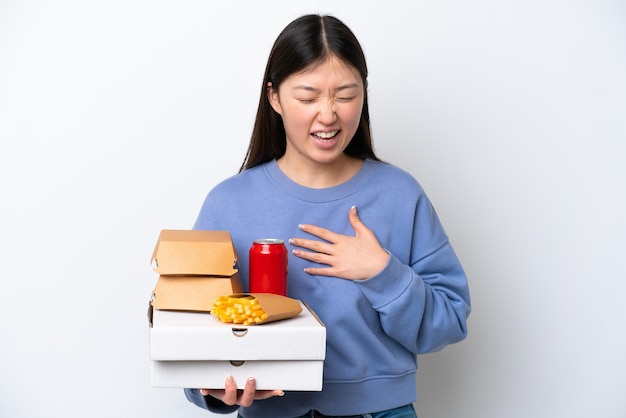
[211,293,303,325]
[148,300,326,390]
[150,230,243,312]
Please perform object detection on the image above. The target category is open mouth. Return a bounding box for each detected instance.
[311,130,340,140]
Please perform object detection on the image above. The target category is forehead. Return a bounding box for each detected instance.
[285,55,362,86]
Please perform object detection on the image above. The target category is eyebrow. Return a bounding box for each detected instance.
[292,83,361,93]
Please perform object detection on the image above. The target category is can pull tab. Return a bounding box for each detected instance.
[232,328,248,337]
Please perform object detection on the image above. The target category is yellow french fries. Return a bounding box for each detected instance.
[211,295,269,325]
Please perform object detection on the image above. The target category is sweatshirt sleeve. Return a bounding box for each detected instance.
[356,192,471,354]
[183,388,240,414]
[358,243,470,354]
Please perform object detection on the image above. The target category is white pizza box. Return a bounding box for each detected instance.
[148,300,326,390]
[150,359,323,390]
[149,300,326,361]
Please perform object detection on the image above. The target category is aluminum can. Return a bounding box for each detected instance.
[249,239,288,296]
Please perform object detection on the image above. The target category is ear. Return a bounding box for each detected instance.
[267,82,283,115]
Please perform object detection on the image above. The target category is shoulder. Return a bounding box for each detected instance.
[364,159,425,193]
[194,164,270,229]
[208,164,267,197]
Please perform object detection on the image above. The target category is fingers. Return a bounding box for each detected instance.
[200,388,225,399]
[268,389,285,399]
[349,205,372,238]
[299,206,367,239]
[296,223,338,245]
[236,377,255,407]
[349,205,360,225]
[199,376,284,407]
[221,375,238,405]
[291,235,333,255]
[292,206,368,250]
[291,206,388,280]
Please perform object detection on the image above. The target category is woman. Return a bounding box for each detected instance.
[184,14,471,418]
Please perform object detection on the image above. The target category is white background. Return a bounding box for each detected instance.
[1,1,624,417]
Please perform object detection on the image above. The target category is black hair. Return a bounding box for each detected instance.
[240,14,379,172]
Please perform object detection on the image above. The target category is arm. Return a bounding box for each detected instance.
[290,205,471,354]
[357,241,470,353]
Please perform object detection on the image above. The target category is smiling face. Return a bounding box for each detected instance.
[268,55,365,173]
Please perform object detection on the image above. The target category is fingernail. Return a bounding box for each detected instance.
[226,375,234,383]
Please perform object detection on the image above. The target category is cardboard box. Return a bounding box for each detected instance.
[150,360,322,391]
[150,230,243,312]
[151,276,243,312]
[148,301,326,390]
[151,229,239,276]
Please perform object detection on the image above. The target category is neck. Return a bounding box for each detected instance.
[276,155,364,189]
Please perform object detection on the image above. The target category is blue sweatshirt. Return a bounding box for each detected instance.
[184,159,471,417]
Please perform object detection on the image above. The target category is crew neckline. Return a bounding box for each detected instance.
[264,158,376,203]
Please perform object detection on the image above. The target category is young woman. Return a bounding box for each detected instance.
[184,14,471,418]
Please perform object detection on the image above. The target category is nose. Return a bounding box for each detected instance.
[316,99,337,125]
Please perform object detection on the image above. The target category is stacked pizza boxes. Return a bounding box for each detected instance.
[147,229,326,390]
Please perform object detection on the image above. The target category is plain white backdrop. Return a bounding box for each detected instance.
[1,1,624,417]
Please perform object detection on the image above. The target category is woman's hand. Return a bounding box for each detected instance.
[200,376,284,407]
[289,206,389,280]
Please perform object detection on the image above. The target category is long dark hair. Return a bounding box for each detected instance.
[239,14,380,172]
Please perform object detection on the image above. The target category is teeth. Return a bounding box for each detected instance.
[314,130,338,139]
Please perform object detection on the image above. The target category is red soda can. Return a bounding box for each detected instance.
[249,239,288,296]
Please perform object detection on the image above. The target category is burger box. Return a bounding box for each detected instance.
[148,294,326,390]
[150,230,243,312]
